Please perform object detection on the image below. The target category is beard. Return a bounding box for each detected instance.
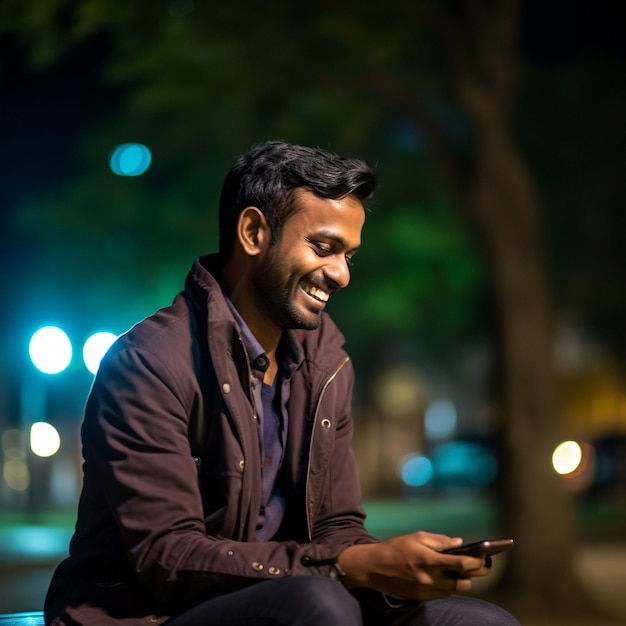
[252,250,324,331]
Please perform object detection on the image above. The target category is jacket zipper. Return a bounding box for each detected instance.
[304,356,350,540]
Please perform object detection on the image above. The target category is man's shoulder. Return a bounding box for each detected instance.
[126,294,193,342]
[116,256,229,353]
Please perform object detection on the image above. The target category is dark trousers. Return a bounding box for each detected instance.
[166,577,520,626]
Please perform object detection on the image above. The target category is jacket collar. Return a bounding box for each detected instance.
[185,254,347,374]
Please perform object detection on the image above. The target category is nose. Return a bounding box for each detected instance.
[324,256,351,290]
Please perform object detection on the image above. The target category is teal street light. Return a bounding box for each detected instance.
[28,326,73,374]
[82,331,118,375]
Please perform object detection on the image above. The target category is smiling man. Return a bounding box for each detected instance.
[44,141,519,626]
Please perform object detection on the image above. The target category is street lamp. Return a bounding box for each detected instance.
[82,331,118,375]
[28,326,72,375]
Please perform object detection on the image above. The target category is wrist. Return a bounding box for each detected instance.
[329,561,347,584]
[337,543,374,589]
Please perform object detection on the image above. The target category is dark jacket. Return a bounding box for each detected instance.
[45,255,376,625]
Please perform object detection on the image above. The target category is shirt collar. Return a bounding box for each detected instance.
[223,295,268,373]
[223,294,305,378]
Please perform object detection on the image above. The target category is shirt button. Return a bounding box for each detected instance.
[223,383,231,394]
[252,562,264,571]
[268,566,280,575]
[321,418,331,429]
[238,459,245,471]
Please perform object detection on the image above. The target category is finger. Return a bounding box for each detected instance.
[417,532,463,551]
[457,555,484,574]
[450,575,472,594]
[469,556,493,578]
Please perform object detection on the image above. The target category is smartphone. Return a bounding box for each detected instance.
[441,538,514,557]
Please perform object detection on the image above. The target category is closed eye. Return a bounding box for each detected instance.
[306,236,359,268]
[307,239,333,257]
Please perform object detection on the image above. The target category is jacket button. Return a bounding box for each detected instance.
[252,562,264,571]
[238,459,245,471]
[321,418,331,429]
[268,566,280,575]
[223,383,231,393]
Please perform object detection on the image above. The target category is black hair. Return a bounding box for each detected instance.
[218,140,377,256]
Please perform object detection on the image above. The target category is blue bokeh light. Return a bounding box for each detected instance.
[400,454,434,487]
[431,441,498,488]
[109,143,152,176]
[424,398,457,441]
[28,326,72,374]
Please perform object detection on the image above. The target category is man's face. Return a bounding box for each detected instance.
[253,189,365,330]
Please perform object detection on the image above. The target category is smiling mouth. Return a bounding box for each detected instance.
[301,283,329,303]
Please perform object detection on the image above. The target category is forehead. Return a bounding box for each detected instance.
[284,189,366,244]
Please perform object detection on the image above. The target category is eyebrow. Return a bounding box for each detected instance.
[310,230,361,254]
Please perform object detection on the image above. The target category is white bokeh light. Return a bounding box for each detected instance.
[30,421,61,458]
[552,440,583,475]
[83,332,118,375]
[28,326,73,374]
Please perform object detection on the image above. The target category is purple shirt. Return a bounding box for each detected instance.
[224,296,303,540]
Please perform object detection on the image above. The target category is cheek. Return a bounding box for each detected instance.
[284,249,318,276]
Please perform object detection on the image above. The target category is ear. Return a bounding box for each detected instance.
[236,206,270,257]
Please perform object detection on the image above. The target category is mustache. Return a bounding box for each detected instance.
[303,273,340,294]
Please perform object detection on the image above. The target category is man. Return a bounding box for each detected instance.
[45,141,519,625]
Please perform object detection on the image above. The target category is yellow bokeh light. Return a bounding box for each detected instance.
[3,459,30,491]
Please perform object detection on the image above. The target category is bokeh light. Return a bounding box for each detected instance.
[399,454,433,487]
[30,422,61,458]
[2,429,29,491]
[109,143,152,176]
[28,326,73,374]
[3,458,30,491]
[83,331,118,375]
[424,398,457,441]
[552,440,583,475]
[431,441,498,488]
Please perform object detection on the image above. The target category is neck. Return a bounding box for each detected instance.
[221,256,282,381]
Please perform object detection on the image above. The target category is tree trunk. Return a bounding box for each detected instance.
[465,115,586,613]
[446,0,597,615]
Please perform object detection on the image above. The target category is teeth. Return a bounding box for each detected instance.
[304,285,329,302]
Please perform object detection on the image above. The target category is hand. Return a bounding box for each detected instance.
[338,531,491,601]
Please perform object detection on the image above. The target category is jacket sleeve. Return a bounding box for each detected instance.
[82,343,375,609]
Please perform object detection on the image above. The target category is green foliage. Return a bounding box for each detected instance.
[2,0,485,360]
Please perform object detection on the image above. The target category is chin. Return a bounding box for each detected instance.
[284,308,322,331]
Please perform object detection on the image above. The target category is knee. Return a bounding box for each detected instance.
[426,596,521,626]
[466,598,521,626]
[284,577,362,626]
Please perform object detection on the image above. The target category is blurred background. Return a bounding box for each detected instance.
[1,1,624,623]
